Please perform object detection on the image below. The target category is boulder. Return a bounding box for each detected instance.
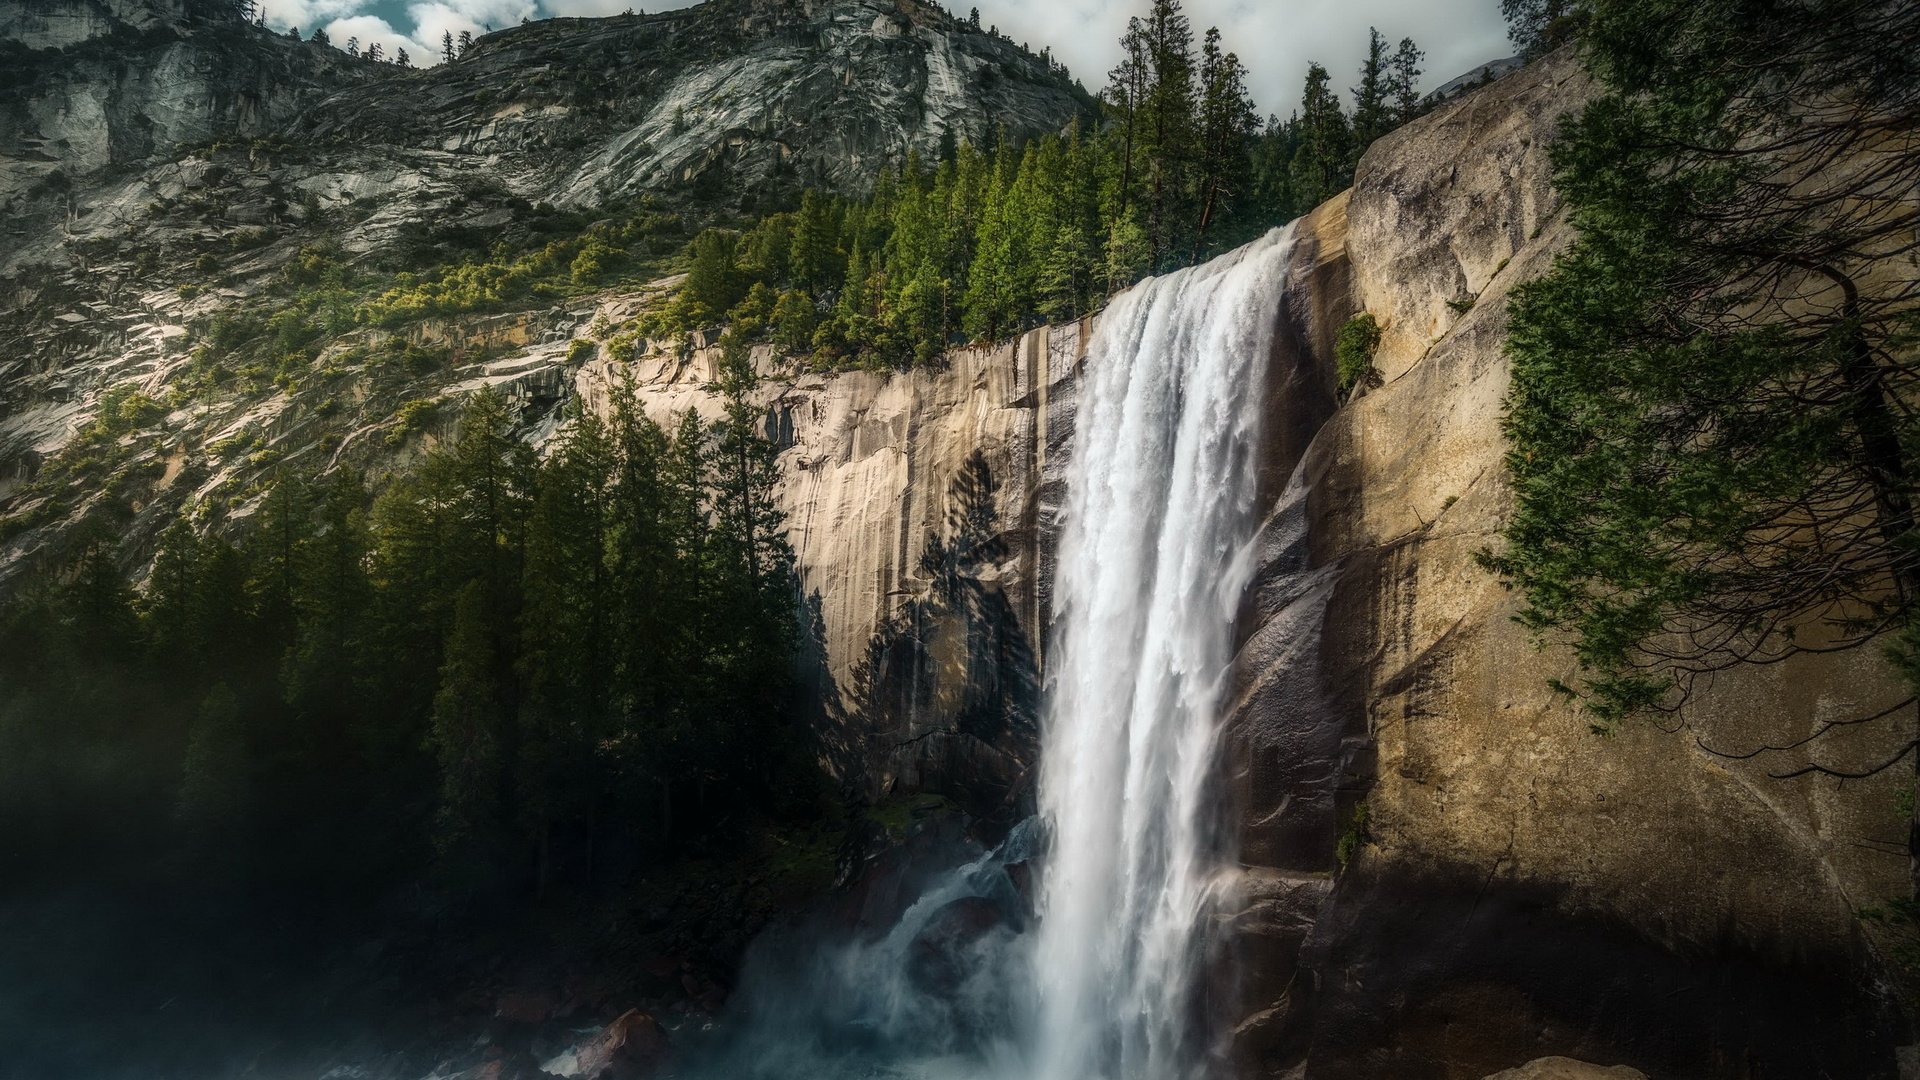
[570,1009,669,1080]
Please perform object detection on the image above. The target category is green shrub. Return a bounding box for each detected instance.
[1335,800,1371,870]
[1335,312,1382,395]
[386,397,440,445]
[566,338,597,364]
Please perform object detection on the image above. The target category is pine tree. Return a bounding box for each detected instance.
[1138,0,1197,270]
[1103,17,1152,221]
[519,408,617,891]
[395,47,411,67]
[176,683,250,876]
[1290,62,1349,211]
[457,29,473,55]
[345,35,358,56]
[1194,27,1258,256]
[246,469,311,640]
[442,30,455,63]
[429,581,507,890]
[680,230,749,326]
[1349,28,1393,160]
[1501,0,1587,58]
[310,27,328,46]
[284,473,373,747]
[1389,37,1425,123]
[143,516,206,670]
[789,190,844,298]
[962,144,1024,340]
[365,41,383,62]
[703,331,796,791]
[606,384,677,744]
[1483,0,1920,862]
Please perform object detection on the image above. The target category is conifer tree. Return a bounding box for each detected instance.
[176,682,250,876]
[1389,37,1425,123]
[246,469,311,640]
[1194,27,1258,256]
[1290,62,1349,211]
[1104,18,1152,220]
[284,473,373,748]
[429,581,507,889]
[519,408,616,890]
[1138,0,1197,270]
[680,230,749,327]
[442,30,455,64]
[1349,28,1393,160]
[457,29,472,55]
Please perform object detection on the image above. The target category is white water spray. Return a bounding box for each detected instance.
[1028,224,1296,1080]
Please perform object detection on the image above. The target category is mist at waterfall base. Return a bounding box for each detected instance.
[671,226,1297,1080]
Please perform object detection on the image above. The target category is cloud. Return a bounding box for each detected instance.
[322,12,437,65]
[406,0,537,57]
[256,0,370,37]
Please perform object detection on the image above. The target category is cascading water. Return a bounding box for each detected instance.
[670,225,1298,1080]
[1027,224,1294,1080]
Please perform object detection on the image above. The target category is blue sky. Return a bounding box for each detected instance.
[260,0,1513,117]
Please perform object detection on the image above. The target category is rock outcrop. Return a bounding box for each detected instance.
[571,322,1077,814]
[1217,48,1914,1079]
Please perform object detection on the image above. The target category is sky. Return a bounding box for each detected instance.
[257,0,1514,116]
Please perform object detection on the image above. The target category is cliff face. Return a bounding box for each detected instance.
[1217,50,1913,1079]
[569,323,1080,816]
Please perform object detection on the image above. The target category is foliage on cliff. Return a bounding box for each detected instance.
[1484,0,1920,766]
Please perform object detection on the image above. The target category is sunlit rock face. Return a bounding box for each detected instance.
[1217,48,1912,1079]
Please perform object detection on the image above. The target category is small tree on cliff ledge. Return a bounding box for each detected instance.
[1482,0,1920,875]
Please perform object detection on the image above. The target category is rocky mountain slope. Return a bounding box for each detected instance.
[0,0,1088,575]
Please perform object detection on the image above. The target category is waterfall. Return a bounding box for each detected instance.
[666,225,1298,1080]
[1027,224,1295,1080]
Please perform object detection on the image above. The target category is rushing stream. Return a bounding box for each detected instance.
[677,225,1299,1080]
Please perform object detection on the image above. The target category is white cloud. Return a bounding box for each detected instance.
[323,12,438,66]
[257,0,370,37]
